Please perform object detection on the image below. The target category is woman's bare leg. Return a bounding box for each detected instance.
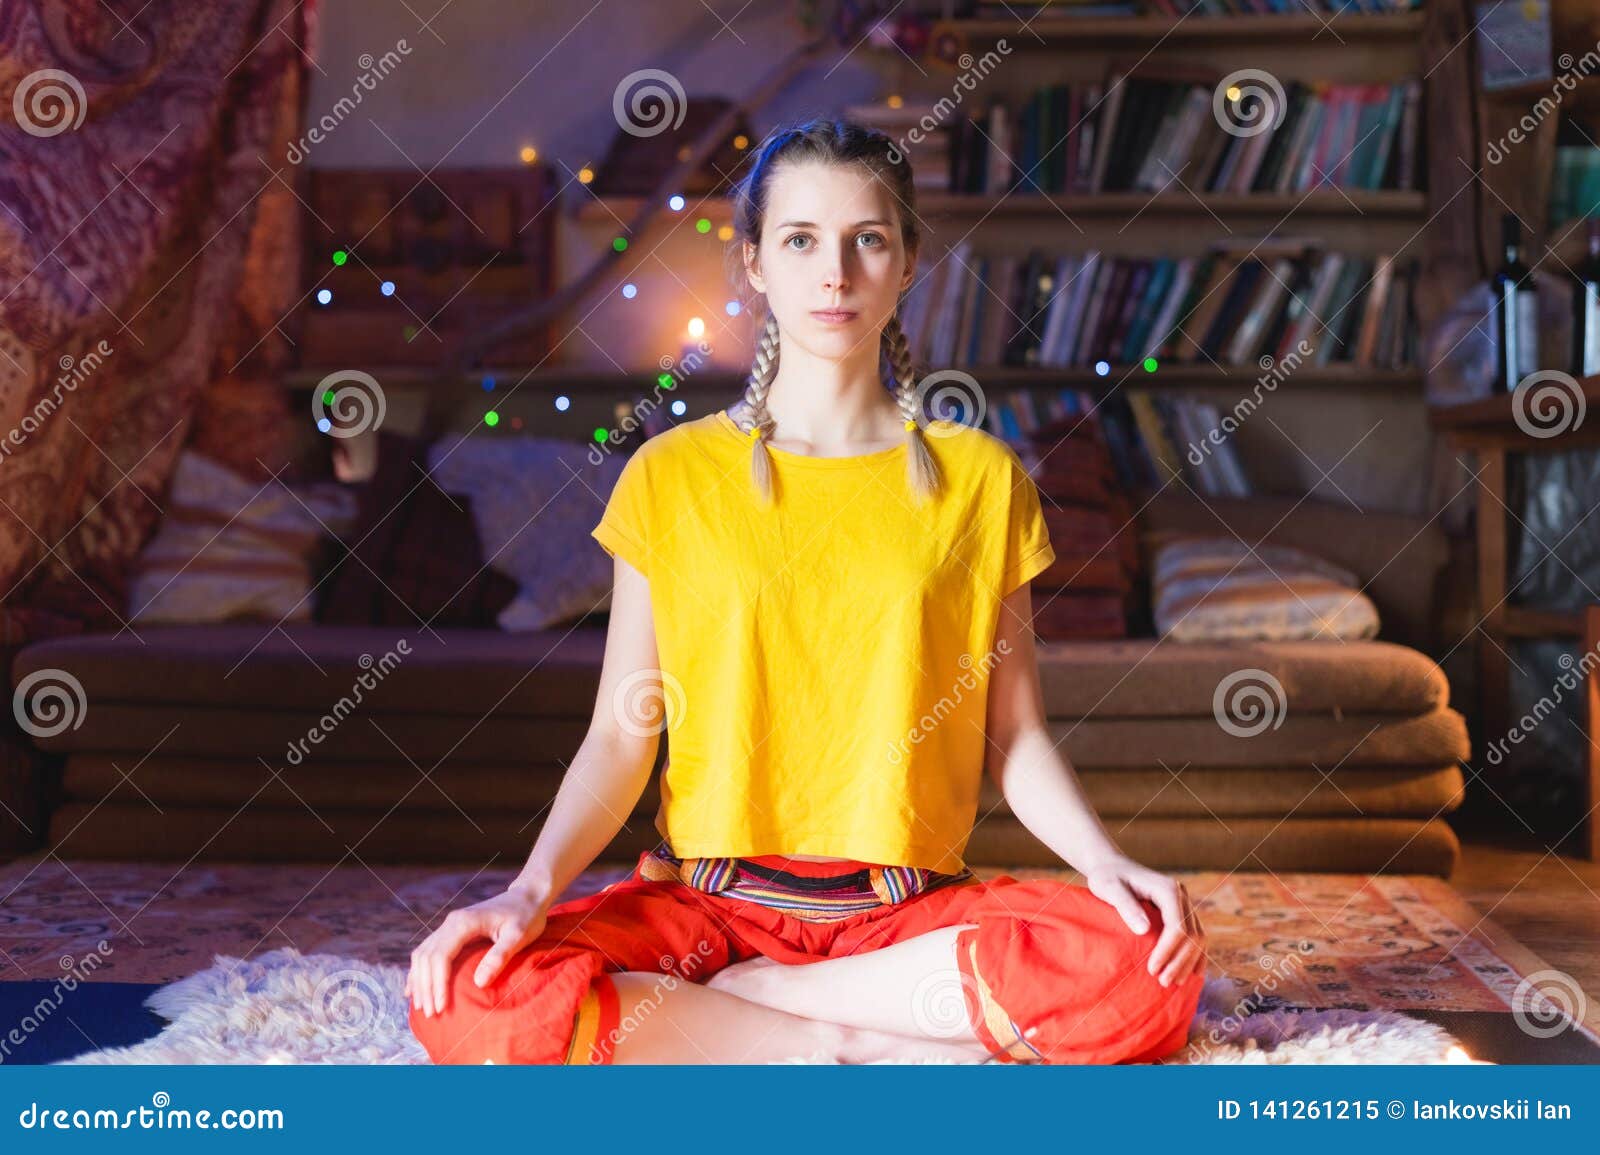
[705,924,986,1043]
[605,970,988,1064]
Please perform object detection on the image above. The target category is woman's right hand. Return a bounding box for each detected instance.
[407,886,549,1018]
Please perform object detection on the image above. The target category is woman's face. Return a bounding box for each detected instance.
[744,159,916,368]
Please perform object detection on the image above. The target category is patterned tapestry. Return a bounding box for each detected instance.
[0,0,315,638]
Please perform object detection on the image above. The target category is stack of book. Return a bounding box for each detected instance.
[945,76,1422,196]
[900,240,1418,371]
[1019,412,1139,640]
[986,386,1253,506]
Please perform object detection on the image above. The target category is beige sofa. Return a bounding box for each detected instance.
[3,492,1469,875]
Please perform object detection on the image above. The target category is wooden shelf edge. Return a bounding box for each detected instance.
[573,190,1427,224]
[281,365,1422,392]
[1497,606,1584,639]
[1429,373,1600,433]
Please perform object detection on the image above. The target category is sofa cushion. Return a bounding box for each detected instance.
[1152,537,1381,642]
[41,801,1462,874]
[61,754,1466,819]
[33,701,1467,769]
[12,626,1450,719]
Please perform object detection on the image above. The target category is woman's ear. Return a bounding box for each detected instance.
[901,246,918,293]
[743,240,765,295]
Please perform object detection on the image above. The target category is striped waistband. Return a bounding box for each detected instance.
[639,846,976,922]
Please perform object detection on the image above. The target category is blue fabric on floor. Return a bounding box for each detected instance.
[0,982,166,1065]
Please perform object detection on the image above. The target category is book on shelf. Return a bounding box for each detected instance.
[1550,144,1600,227]
[929,74,1420,197]
[899,240,1419,371]
[965,383,1254,501]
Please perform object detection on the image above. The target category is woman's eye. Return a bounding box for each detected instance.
[785,234,810,251]
[857,232,884,248]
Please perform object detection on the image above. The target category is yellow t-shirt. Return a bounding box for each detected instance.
[590,409,1056,873]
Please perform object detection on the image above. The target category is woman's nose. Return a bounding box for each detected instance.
[822,247,850,293]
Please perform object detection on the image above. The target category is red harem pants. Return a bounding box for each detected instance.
[408,849,1205,1066]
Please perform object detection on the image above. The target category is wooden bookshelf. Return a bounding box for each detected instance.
[1432,371,1600,833]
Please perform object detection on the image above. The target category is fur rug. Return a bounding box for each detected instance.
[58,947,1471,1065]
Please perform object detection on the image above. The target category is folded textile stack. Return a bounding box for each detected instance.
[1021,414,1137,639]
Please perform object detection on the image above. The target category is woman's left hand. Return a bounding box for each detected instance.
[1082,856,1208,988]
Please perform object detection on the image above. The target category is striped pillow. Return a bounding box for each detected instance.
[1152,537,1380,642]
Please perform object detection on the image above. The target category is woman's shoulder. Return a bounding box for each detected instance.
[618,411,734,472]
[924,417,1026,476]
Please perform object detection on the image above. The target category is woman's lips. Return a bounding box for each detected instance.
[810,309,858,324]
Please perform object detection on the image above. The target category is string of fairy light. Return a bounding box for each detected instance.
[311,134,757,442]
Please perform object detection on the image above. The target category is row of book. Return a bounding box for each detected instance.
[899,240,1419,371]
[985,386,1253,499]
[942,76,1421,196]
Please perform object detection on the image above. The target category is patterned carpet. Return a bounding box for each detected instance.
[1,857,1597,1061]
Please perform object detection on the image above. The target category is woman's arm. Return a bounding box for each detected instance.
[507,553,664,907]
[984,582,1206,987]
[410,555,663,1016]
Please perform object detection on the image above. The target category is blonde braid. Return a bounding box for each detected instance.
[883,313,940,499]
[736,311,780,501]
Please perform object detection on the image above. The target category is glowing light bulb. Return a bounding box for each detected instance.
[687,317,706,339]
